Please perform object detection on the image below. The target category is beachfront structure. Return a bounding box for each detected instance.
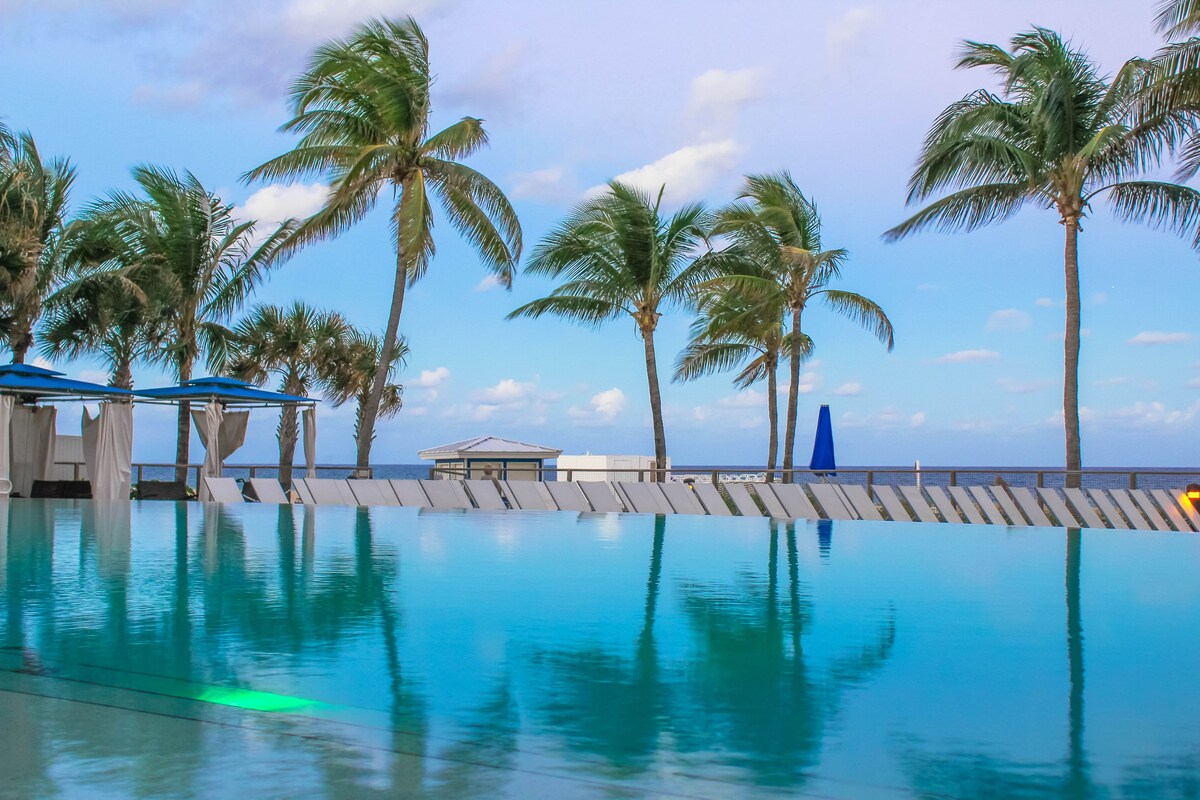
[137,377,316,500]
[0,363,135,500]
[556,454,671,482]
[419,436,562,481]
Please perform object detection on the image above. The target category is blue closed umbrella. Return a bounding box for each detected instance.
[809,404,836,476]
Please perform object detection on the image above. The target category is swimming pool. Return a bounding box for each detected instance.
[1,500,1196,798]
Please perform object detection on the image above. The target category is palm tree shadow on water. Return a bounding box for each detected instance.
[533,515,896,791]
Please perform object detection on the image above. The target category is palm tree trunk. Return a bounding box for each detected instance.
[642,324,668,480]
[112,358,133,391]
[9,247,41,364]
[1065,529,1088,794]
[278,405,299,489]
[1063,219,1083,489]
[782,306,802,483]
[766,355,779,483]
[175,353,193,483]
[356,196,410,477]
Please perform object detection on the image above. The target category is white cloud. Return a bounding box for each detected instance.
[934,349,1000,364]
[827,7,880,56]
[509,167,573,202]
[601,139,741,205]
[474,378,533,405]
[411,367,450,388]
[687,67,766,136]
[718,389,766,408]
[834,382,863,397]
[778,371,821,395]
[590,388,626,420]
[77,369,111,385]
[1128,331,1193,346]
[475,275,503,292]
[986,308,1032,333]
[1035,297,1056,307]
[997,377,1054,394]
[237,183,327,228]
[282,0,448,39]
[910,411,926,428]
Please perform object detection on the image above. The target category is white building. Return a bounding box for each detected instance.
[555,454,671,482]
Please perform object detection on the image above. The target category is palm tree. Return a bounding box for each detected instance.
[226,302,349,487]
[325,328,407,452]
[78,165,296,479]
[509,183,713,476]
[675,264,804,480]
[885,28,1200,487]
[715,174,893,481]
[1135,2,1200,179]
[245,16,522,476]
[0,129,75,362]
[39,259,169,390]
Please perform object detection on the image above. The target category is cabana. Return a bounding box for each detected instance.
[0,363,135,500]
[136,377,316,501]
[418,436,562,481]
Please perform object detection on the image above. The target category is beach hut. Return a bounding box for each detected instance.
[418,436,562,481]
[137,377,316,501]
[0,363,135,500]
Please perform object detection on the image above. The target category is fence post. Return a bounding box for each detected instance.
[866,470,873,490]
[949,470,956,487]
[1130,472,1137,490]
[711,470,719,485]
[638,469,645,483]
[1037,472,1044,489]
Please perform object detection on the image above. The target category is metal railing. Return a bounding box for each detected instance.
[52,462,375,490]
[427,463,1200,491]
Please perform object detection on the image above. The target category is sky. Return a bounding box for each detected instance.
[2,0,1199,468]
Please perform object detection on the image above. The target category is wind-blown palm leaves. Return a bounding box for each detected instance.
[0,128,75,362]
[226,302,349,487]
[1137,2,1200,179]
[676,260,805,481]
[885,28,1200,487]
[510,183,713,475]
[325,328,407,449]
[246,16,521,475]
[76,165,296,479]
[716,174,892,482]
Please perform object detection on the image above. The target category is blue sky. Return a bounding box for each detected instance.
[2,0,1198,467]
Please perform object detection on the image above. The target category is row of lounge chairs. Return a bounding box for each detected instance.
[203,476,1200,532]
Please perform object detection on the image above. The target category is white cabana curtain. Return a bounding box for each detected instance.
[10,405,56,498]
[0,396,12,498]
[191,402,248,501]
[302,406,317,479]
[82,403,134,501]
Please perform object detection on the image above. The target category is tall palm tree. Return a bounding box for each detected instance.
[509,183,713,475]
[0,129,75,362]
[325,328,407,452]
[716,174,893,481]
[226,302,349,487]
[39,259,169,390]
[245,16,522,475]
[885,28,1200,487]
[78,165,296,479]
[675,266,804,480]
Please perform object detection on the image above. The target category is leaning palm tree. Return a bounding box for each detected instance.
[675,262,803,481]
[325,328,407,451]
[77,165,296,479]
[716,174,893,481]
[509,182,713,476]
[885,28,1200,486]
[226,302,349,487]
[245,16,522,475]
[0,129,75,362]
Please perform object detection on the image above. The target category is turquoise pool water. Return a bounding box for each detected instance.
[1,500,1197,799]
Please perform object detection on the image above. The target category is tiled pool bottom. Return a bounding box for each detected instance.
[1,500,1197,799]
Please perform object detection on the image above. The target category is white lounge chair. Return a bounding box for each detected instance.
[658,482,706,515]
[898,486,939,523]
[1107,489,1152,530]
[967,486,1008,525]
[1129,489,1173,531]
[1087,489,1132,529]
[616,482,669,514]
[304,479,357,505]
[840,484,884,521]
[579,481,625,512]
[1062,488,1105,529]
[692,482,732,516]
[924,486,964,523]
[502,481,556,511]
[389,480,432,508]
[750,483,789,518]
[1152,488,1197,532]
[247,478,289,504]
[419,479,472,509]
[767,483,820,520]
[1037,488,1081,528]
[464,480,508,511]
[808,483,855,520]
[1010,487,1054,527]
[722,482,762,517]
[872,486,916,523]
[293,478,316,505]
[348,480,401,506]
[947,486,986,524]
[988,486,1028,526]
[204,477,244,503]
[546,481,592,512]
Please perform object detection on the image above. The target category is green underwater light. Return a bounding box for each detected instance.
[195,686,323,713]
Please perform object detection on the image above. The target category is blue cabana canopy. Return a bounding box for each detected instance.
[0,363,134,401]
[809,404,836,476]
[136,377,315,407]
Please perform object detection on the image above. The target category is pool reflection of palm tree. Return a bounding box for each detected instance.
[536,516,895,789]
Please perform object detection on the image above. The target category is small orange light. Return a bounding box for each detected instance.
[1187,483,1200,501]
